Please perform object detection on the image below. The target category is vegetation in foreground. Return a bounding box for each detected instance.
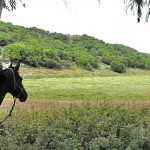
[1,67,150,150]
[2,69,149,149]
[0,103,150,149]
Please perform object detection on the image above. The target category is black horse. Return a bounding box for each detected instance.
[0,62,27,105]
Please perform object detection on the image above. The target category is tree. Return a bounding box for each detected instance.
[0,0,149,22]
[0,0,3,18]
[97,0,150,22]
[0,0,67,18]
[0,0,25,18]
[124,0,150,22]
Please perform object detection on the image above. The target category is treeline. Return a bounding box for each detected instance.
[0,21,150,73]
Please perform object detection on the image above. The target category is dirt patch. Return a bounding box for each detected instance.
[1,100,150,110]
[0,100,83,109]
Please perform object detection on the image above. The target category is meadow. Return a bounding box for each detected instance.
[24,76,150,101]
[0,67,150,149]
[4,65,150,101]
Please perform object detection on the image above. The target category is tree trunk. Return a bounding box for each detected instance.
[0,0,4,19]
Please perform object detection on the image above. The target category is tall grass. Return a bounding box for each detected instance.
[20,65,150,78]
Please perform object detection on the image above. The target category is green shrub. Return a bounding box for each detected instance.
[110,61,126,73]
[0,104,150,149]
[3,43,26,60]
[60,60,72,69]
[101,57,110,65]
[43,59,62,69]
[34,126,79,150]
[58,51,70,60]
[89,137,109,150]
[85,63,93,71]
[0,32,13,46]
[90,59,99,69]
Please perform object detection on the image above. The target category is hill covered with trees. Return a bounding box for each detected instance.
[0,21,150,73]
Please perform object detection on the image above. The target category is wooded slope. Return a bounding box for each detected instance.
[0,21,150,73]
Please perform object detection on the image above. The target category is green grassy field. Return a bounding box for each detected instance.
[5,65,150,101]
[5,76,149,101]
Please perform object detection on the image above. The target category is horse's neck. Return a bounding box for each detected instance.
[0,83,8,105]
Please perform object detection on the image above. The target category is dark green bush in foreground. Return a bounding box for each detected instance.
[0,103,150,149]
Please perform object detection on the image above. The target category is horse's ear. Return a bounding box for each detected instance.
[9,62,13,68]
[14,62,20,71]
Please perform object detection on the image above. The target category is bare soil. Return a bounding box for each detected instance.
[0,100,82,109]
[1,99,150,110]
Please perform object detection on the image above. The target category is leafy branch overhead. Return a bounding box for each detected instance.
[3,0,25,11]
[124,0,150,22]
[98,0,150,22]
[64,0,150,22]
[0,0,150,22]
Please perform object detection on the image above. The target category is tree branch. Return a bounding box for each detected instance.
[0,0,4,18]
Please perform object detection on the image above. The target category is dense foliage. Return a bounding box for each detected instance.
[110,61,126,73]
[0,103,150,149]
[0,21,150,73]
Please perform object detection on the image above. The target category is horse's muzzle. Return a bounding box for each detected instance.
[18,90,28,102]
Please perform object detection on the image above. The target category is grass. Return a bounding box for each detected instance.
[4,64,150,101]
[5,76,150,101]
[20,64,150,78]
[19,64,119,78]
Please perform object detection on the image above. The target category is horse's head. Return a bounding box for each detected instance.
[0,62,27,104]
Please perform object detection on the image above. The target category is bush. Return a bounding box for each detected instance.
[34,126,79,149]
[27,57,39,67]
[60,60,71,69]
[101,57,110,65]
[3,43,26,60]
[0,104,150,149]
[58,51,70,60]
[0,32,13,46]
[43,59,62,69]
[90,59,99,69]
[110,61,126,73]
[89,137,109,150]
[85,63,93,71]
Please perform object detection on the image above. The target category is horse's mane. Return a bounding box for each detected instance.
[0,69,3,76]
[0,70,4,83]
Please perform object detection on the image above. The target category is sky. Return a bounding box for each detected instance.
[1,0,150,54]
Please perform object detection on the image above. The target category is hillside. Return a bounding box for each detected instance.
[0,21,150,73]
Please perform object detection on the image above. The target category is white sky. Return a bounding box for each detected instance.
[1,0,150,54]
